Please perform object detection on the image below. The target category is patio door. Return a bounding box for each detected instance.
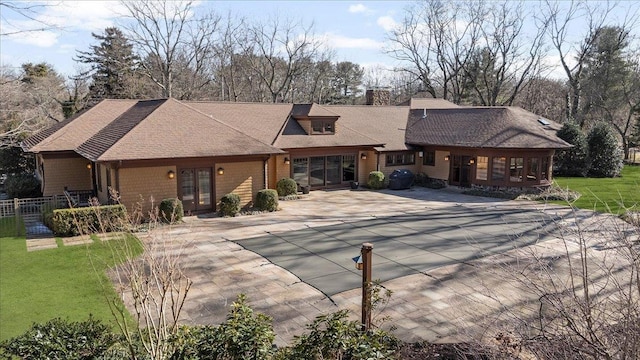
[179,168,212,213]
[450,155,472,187]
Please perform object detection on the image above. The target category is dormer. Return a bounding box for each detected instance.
[291,103,340,135]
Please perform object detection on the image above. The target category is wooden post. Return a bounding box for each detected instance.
[13,198,19,237]
[361,242,373,331]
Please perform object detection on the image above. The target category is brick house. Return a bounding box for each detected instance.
[22,92,570,214]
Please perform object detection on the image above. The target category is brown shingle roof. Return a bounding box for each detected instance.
[86,99,282,161]
[186,102,292,145]
[405,107,571,149]
[291,103,340,118]
[323,105,412,151]
[409,98,460,109]
[77,99,166,160]
[23,100,138,152]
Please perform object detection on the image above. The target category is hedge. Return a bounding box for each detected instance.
[50,205,127,237]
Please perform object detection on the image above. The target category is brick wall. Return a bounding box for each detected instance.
[42,157,92,196]
[215,161,264,208]
[118,166,178,214]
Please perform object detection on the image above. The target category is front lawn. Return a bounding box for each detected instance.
[553,165,640,214]
[0,229,142,341]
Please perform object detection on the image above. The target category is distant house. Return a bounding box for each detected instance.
[22,90,570,214]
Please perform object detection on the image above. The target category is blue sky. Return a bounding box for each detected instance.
[0,1,411,78]
[1,1,637,81]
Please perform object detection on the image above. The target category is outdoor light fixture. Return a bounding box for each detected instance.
[419,151,423,158]
[86,163,92,170]
[167,170,175,179]
[360,153,367,160]
[352,254,363,270]
[217,167,224,175]
[284,157,290,165]
[444,155,450,161]
[469,158,475,164]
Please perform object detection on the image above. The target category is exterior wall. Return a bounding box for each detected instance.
[118,166,178,214]
[419,150,450,180]
[215,161,263,208]
[377,151,421,178]
[41,155,92,196]
[273,154,291,185]
[357,151,376,184]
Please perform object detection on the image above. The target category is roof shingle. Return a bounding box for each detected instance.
[406,107,571,149]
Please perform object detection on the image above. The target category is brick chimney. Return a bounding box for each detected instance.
[365,89,391,106]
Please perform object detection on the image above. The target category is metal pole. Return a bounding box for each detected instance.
[361,242,373,331]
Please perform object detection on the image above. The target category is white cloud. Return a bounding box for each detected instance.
[320,33,384,50]
[376,16,397,31]
[348,4,369,14]
[1,1,126,48]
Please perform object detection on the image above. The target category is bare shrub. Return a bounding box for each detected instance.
[486,200,640,359]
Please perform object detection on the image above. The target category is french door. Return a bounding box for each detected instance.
[450,155,472,187]
[179,168,212,213]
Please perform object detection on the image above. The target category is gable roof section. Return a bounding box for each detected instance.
[291,103,340,118]
[186,101,292,145]
[23,100,138,152]
[406,107,571,149]
[81,98,282,161]
[409,98,460,109]
[322,105,412,151]
[76,99,166,160]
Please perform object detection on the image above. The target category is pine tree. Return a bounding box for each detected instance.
[75,27,140,100]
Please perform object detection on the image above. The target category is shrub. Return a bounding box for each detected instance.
[170,295,275,359]
[414,172,447,189]
[50,205,127,236]
[367,171,386,189]
[555,122,589,177]
[287,310,397,359]
[255,189,278,212]
[219,193,241,217]
[0,316,119,359]
[4,173,42,198]
[159,198,184,223]
[276,178,297,196]
[587,122,624,177]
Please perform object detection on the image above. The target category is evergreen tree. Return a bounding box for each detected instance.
[554,122,589,177]
[75,27,140,100]
[587,122,624,177]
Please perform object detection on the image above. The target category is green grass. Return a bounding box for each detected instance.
[553,165,640,214]
[0,230,142,341]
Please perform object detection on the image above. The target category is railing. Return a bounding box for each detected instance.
[0,191,96,238]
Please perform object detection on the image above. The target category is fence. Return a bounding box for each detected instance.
[0,192,90,238]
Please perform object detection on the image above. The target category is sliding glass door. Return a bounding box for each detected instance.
[292,154,357,188]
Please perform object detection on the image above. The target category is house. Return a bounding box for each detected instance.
[22,90,571,214]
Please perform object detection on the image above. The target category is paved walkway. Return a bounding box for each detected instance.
[25,187,636,345]
[117,187,637,346]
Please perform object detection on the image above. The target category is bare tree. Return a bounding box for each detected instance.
[541,0,619,126]
[0,1,61,36]
[120,0,220,99]
[242,17,324,103]
[387,0,545,105]
[0,64,66,148]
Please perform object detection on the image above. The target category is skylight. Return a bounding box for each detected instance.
[538,118,550,126]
